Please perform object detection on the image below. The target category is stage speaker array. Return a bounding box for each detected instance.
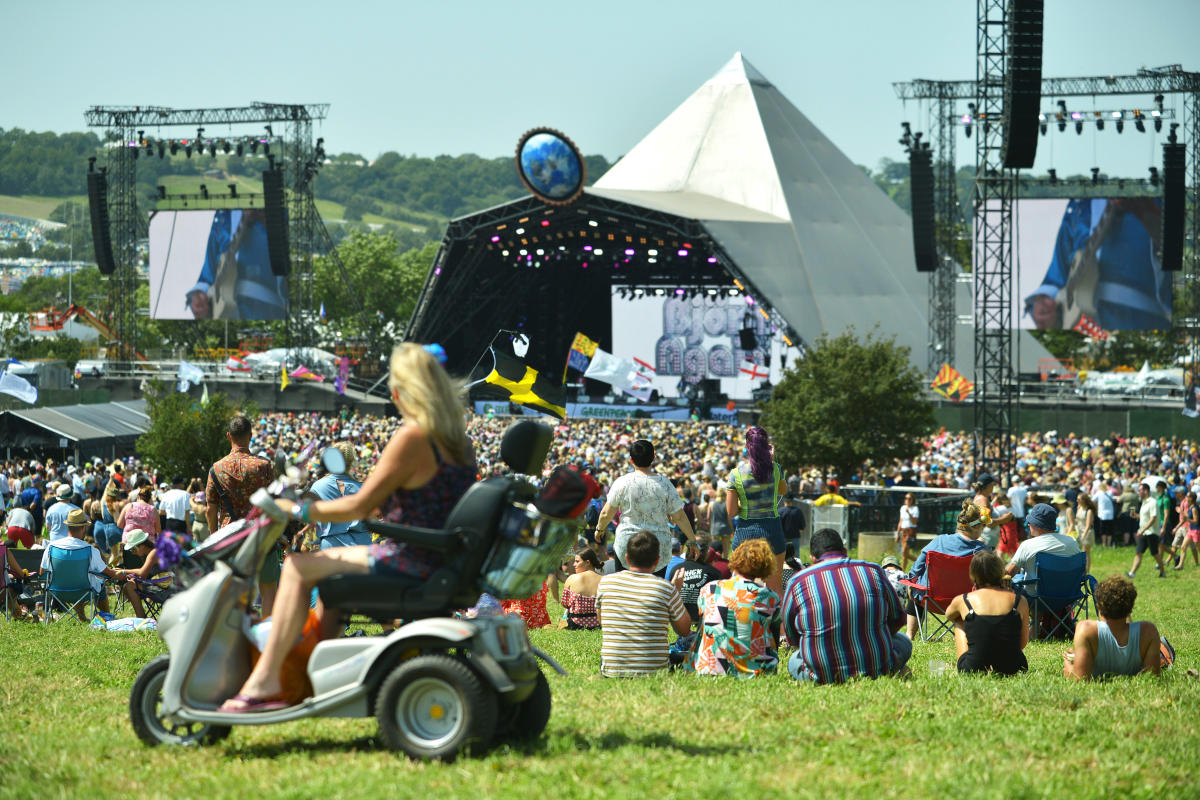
[1001,0,1044,169]
[909,146,937,272]
[86,171,116,275]
[1162,142,1186,272]
[261,167,291,276]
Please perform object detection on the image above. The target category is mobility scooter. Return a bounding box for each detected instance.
[129,420,573,760]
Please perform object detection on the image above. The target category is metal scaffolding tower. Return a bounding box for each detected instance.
[896,47,1200,477]
[84,102,331,359]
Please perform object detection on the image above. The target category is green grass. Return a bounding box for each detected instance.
[2,545,1197,799]
[0,194,83,221]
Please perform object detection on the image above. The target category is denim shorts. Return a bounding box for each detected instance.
[732,517,786,555]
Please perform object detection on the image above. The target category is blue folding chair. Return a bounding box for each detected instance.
[43,545,97,624]
[1012,552,1095,641]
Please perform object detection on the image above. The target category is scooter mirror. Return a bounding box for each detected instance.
[321,446,346,475]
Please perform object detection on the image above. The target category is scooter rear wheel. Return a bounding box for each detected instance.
[129,655,232,747]
[495,668,551,744]
[376,654,497,761]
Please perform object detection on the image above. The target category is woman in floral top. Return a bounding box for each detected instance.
[686,538,781,678]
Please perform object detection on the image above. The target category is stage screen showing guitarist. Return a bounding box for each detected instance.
[148,209,289,321]
[1017,197,1170,333]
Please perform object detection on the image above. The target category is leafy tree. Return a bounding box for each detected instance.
[759,330,935,482]
[313,232,435,334]
[136,380,257,481]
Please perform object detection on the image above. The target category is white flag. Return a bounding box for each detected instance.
[585,348,652,401]
[177,360,205,384]
[177,379,191,393]
[584,348,638,386]
[0,370,38,404]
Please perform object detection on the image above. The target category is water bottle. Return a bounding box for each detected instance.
[929,659,950,676]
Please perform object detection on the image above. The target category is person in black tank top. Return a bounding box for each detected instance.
[945,551,1030,675]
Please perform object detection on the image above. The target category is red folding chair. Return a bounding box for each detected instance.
[899,551,974,642]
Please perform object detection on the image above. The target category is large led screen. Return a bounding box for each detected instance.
[609,293,798,400]
[1015,197,1169,332]
[148,209,288,320]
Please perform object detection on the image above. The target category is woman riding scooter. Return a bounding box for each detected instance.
[220,343,476,713]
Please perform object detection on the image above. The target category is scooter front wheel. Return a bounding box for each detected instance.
[376,654,497,761]
[129,655,232,747]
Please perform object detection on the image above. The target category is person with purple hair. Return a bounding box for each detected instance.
[725,426,788,595]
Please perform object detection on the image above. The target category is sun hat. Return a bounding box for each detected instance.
[66,508,88,527]
[55,483,73,498]
[124,530,151,550]
[1026,503,1058,531]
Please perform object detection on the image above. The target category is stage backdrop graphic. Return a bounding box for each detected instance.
[1012,197,1170,332]
[149,209,289,321]
[609,294,798,400]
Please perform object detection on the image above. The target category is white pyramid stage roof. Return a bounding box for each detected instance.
[589,52,1054,378]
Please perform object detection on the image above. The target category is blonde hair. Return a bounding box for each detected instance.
[332,441,357,470]
[388,343,472,464]
[956,498,985,530]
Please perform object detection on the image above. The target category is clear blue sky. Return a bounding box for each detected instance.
[4,0,1196,181]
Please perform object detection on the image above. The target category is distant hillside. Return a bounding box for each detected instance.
[0,127,611,225]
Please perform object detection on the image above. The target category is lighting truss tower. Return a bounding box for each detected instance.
[926,87,959,378]
[972,0,1016,477]
[84,102,334,359]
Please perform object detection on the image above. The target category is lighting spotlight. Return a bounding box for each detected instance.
[1048,169,1057,184]
[1090,167,1100,184]
[157,141,165,158]
[169,140,178,155]
[1075,121,1084,135]
[1149,167,1160,187]
[250,139,259,154]
[236,141,244,156]
[209,142,218,157]
[185,144,193,158]
[1116,119,1124,134]
[156,185,166,200]
[200,184,209,199]
[1154,118,1163,133]
[654,288,665,296]
[1135,118,1146,133]
[228,184,238,198]
[1039,123,1047,135]
[222,140,231,154]
[1096,119,1104,131]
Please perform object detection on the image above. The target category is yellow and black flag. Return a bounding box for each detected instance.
[484,348,567,419]
[931,363,974,403]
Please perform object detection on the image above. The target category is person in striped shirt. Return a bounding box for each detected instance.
[782,528,911,683]
[595,530,691,676]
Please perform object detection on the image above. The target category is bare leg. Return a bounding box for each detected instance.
[906,613,919,640]
[1083,544,1091,575]
[767,553,786,597]
[259,581,278,619]
[223,547,369,707]
[1129,551,1143,575]
[123,582,145,618]
[953,626,969,661]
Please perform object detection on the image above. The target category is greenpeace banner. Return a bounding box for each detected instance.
[473,401,737,422]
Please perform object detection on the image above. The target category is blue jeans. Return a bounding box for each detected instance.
[94,522,123,551]
[788,632,913,681]
[732,517,786,555]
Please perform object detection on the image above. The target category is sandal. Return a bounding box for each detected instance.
[218,693,290,713]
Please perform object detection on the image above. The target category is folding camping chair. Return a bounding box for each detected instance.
[1012,551,1095,641]
[0,543,11,620]
[899,551,974,642]
[42,544,97,624]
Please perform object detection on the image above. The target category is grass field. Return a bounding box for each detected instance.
[1,544,1196,800]
[0,194,82,221]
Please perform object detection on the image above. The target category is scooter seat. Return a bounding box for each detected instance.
[317,567,458,620]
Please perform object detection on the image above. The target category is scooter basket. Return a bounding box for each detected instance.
[479,502,579,600]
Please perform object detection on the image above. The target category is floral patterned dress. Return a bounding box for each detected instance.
[686,577,780,678]
[501,580,551,628]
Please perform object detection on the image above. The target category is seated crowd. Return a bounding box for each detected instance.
[0,412,1175,683]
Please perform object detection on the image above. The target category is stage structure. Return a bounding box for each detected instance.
[409,54,1008,406]
[83,102,363,360]
[897,19,1200,476]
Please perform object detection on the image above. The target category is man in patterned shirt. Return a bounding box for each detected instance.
[206,415,278,614]
[782,528,911,683]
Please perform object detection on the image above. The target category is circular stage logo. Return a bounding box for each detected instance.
[515,128,585,206]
